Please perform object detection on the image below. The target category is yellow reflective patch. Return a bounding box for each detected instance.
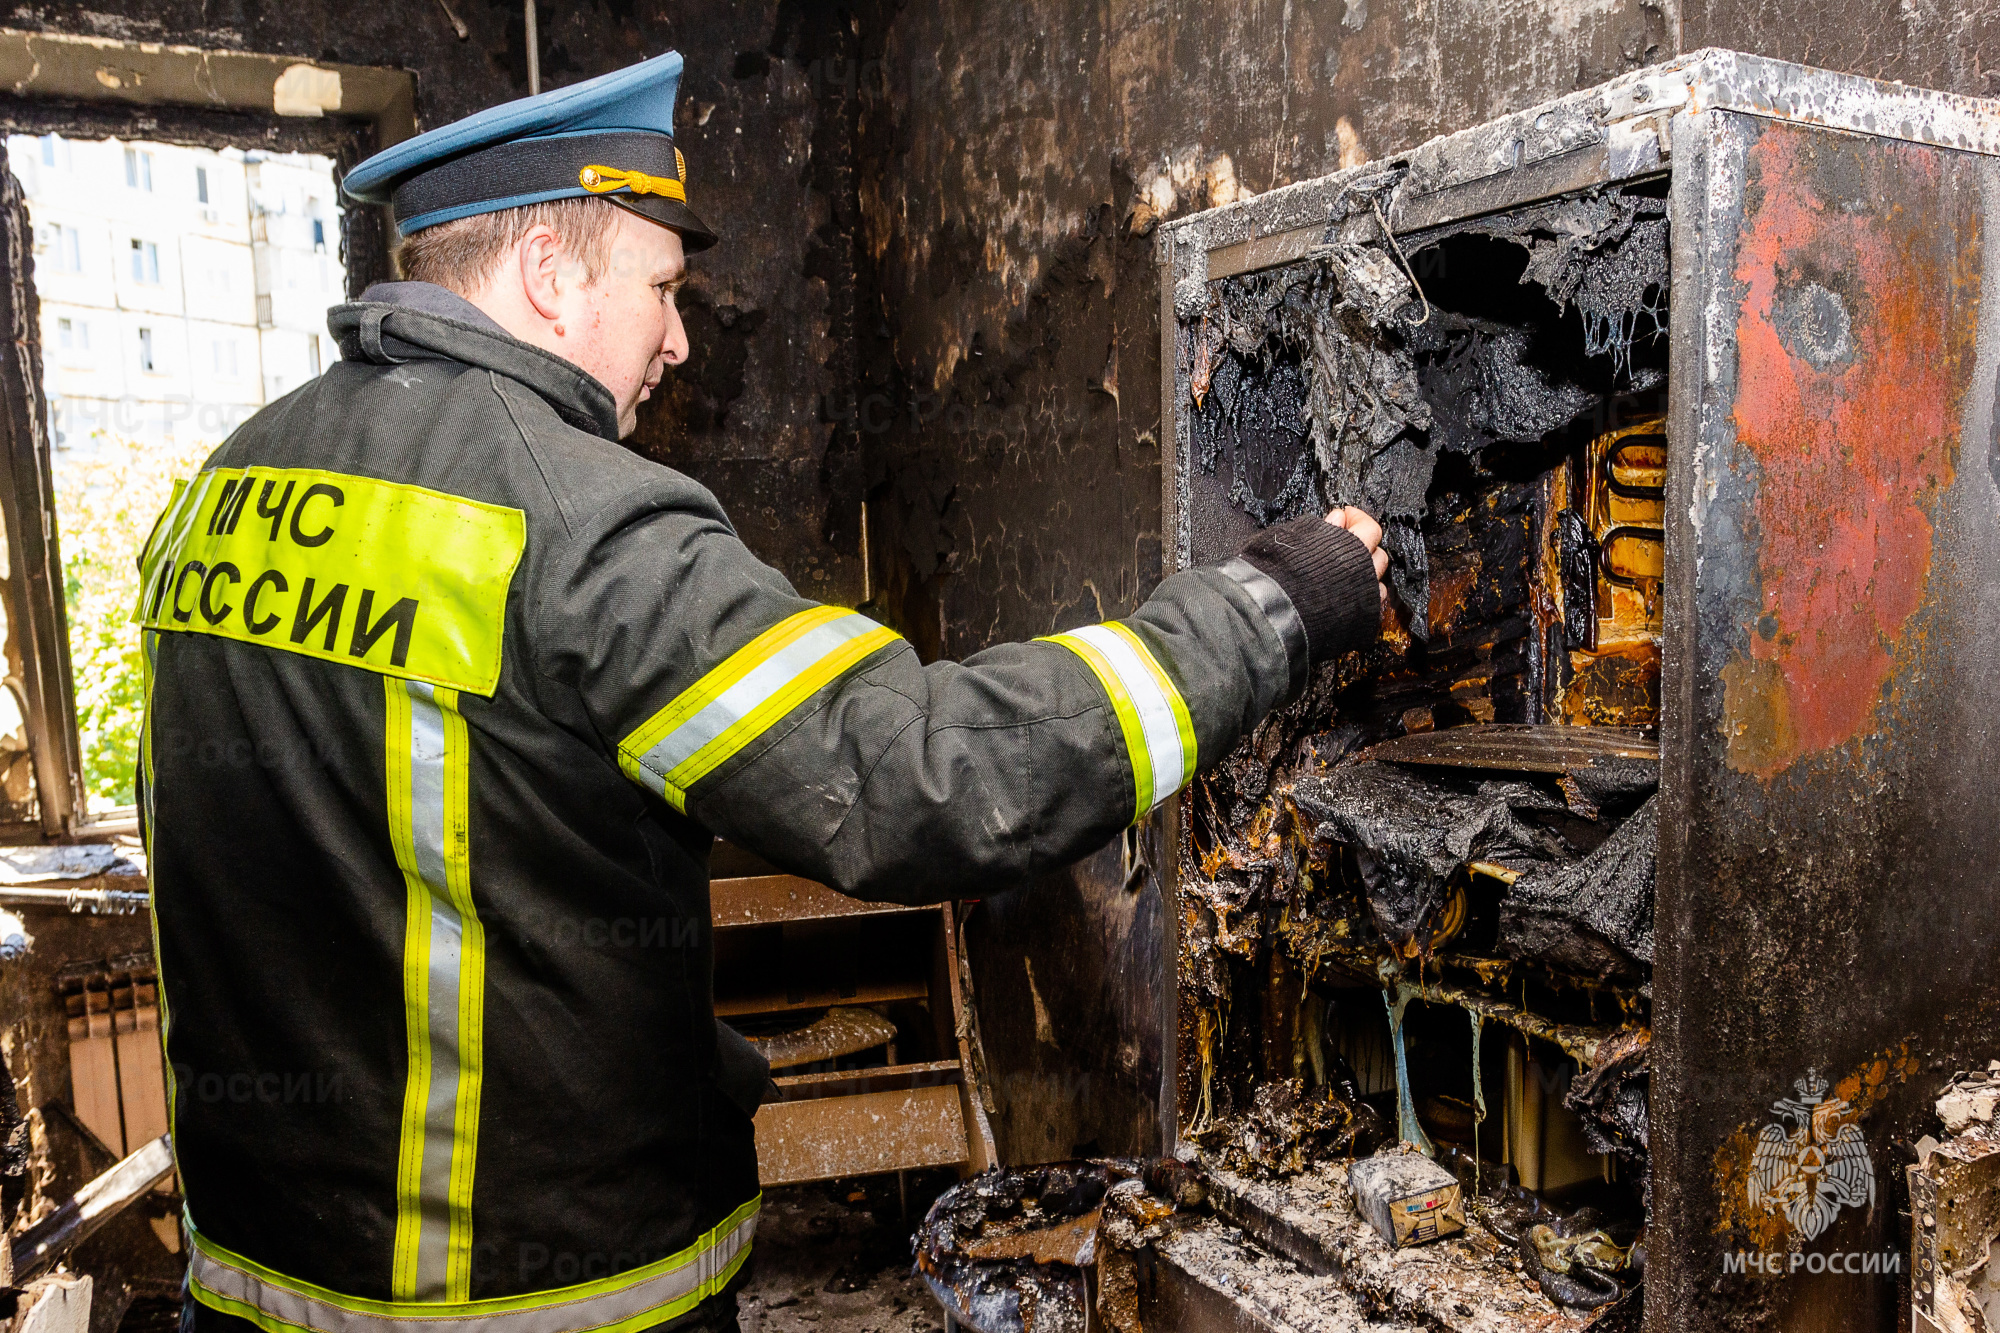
[135,467,526,697]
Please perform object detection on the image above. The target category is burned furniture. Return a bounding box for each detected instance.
[1148,49,2000,1333]
[709,846,998,1186]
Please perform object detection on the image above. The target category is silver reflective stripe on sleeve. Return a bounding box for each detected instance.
[1216,555,1309,699]
[1039,622,1198,822]
[618,605,900,812]
[188,1198,759,1333]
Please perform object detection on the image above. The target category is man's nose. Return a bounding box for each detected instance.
[661,299,689,366]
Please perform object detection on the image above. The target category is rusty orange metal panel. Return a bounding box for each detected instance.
[1654,108,2000,1333]
[1717,130,1976,779]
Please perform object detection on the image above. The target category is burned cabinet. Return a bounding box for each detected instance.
[1152,50,2000,1333]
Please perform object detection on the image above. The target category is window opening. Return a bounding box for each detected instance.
[129,238,158,285]
[9,135,346,813]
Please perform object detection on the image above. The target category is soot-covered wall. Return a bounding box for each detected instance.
[1,0,876,603]
[9,0,1998,1168]
[852,0,2000,1166]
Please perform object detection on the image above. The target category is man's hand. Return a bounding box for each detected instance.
[1326,506,1391,604]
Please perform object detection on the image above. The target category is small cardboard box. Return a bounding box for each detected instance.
[1348,1153,1466,1247]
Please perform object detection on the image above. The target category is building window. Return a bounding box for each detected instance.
[56,318,71,350]
[39,134,56,168]
[308,335,322,376]
[196,166,209,205]
[130,239,159,285]
[124,148,153,191]
[311,218,326,252]
[37,225,81,273]
[138,327,155,373]
[212,340,238,376]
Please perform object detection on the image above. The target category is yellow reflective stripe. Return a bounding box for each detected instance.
[1044,631,1153,821]
[1040,623,1197,823]
[442,689,482,1304]
[135,466,525,697]
[618,607,900,813]
[385,679,483,1302]
[1101,622,1198,793]
[135,475,196,608]
[385,679,429,1299]
[186,1196,759,1333]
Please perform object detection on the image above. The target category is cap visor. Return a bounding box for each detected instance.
[609,194,718,253]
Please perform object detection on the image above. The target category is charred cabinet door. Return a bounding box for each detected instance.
[1656,110,2000,1332]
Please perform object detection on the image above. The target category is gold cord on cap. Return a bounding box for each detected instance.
[578,162,687,202]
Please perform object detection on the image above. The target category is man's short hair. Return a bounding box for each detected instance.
[393,196,621,294]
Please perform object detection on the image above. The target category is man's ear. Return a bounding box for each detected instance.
[518,225,564,322]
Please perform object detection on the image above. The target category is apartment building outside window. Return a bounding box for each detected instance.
[6,133,348,814]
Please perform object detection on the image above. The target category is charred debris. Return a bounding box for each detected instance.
[1173,175,1671,1314]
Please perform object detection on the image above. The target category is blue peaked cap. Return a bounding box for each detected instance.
[343,50,715,250]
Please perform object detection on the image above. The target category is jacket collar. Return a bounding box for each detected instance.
[327,282,621,440]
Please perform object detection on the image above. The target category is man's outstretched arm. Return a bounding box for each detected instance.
[537,481,1386,904]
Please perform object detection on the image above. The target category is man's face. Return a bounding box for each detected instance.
[560,209,689,438]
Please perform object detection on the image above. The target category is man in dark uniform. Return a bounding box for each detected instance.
[139,50,1389,1333]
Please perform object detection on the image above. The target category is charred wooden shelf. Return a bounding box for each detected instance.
[712,977,932,1018]
[1357,723,1656,774]
[771,1058,963,1099]
[711,854,997,1187]
[711,873,937,926]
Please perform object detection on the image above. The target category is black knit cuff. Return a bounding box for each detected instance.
[1237,516,1381,669]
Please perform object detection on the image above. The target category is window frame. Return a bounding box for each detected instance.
[0,34,410,839]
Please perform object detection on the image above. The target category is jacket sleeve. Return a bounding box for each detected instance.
[534,479,1373,904]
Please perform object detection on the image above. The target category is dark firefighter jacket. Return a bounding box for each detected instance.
[135,285,1380,1333]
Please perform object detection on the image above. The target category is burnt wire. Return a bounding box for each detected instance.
[1373,191,1430,326]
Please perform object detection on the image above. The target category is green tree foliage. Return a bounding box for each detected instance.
[56,434,208,812]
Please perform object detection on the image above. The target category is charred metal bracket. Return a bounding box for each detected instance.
[1558,509,1598,652]
[1908,1133,2000,1333]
